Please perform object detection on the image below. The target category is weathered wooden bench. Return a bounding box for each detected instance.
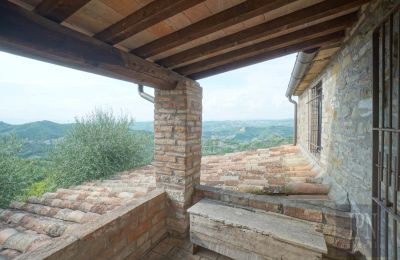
[188,199,327,260]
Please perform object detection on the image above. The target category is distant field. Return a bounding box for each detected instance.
[0,119,293,158]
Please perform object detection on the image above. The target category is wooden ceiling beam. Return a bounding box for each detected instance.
[157,0,368,69]
[175,14,357,76]
[188,31,345,80]
[95,0,206,45]
[0,1,187,90]
[35,0,90,23]
[132,0,298,58]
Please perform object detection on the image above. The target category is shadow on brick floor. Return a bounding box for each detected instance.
[144,236,232,260]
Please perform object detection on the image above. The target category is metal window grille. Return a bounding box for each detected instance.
[307,82,322,156]
[372,4,400,259]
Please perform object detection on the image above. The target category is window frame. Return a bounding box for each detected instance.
[307,81,323,156]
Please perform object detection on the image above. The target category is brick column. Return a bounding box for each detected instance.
[154,79,202,237]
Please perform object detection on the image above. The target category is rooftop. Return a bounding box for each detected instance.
[0,145,333,259]
[201,145,329,198]
[0,166,156,259]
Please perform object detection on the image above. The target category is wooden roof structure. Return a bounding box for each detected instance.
[0,0,369,90]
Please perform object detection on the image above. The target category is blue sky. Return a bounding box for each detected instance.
[0,51,296,124]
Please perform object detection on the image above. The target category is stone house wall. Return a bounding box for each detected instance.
[17,190,167,260]
[296,0,397,257]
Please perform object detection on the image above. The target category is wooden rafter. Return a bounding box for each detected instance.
[0,1,186,89]
[157,0,368,69]
[35,0,90,23]
[94,0,206,45]
[188,31,345,79]
[175,14,357,76]
[131,0,298,58]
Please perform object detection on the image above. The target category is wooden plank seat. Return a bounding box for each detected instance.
[188,199,327,260]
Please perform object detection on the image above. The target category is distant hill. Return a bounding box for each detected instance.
[201,119,293,140]
[0,120,73,141]
[0,121,74,158]
[0,119,293,158]
[102,119,294,155]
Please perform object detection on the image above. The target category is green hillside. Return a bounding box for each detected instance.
[200,120,293,155]
[0,121,72,140]
[0,121,73,158]
[0,119,293,158]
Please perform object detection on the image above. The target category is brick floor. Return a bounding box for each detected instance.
[143,236,232,260]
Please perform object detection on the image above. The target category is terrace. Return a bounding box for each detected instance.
[0,0,398,259]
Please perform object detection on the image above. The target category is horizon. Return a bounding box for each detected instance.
[0,118,295,126]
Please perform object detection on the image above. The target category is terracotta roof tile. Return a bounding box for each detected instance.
[0,166,157,258]
[200,145,329,195]
[0,146,328,258]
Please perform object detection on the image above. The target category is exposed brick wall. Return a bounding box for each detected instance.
[17,190,167,260]
[154,79,202,237]
[194,185,355,259]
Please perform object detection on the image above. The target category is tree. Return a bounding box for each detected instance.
[0,134,45,207]
[51,109,153,187]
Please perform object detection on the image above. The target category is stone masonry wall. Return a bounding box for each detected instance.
[154,79,202,237]
[296,0,397,257]
[17,190,167,260]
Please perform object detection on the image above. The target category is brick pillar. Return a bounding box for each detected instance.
[154,79,202,237]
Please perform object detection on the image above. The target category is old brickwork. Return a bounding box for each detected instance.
[296,0,397,256]
[154,79,202,237]
[17,190,167,260]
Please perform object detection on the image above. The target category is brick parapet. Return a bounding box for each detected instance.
[16,190,167,260]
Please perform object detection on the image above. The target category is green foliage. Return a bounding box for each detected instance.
[0,116,293,207]
[20,176,57,201]
[50,110,153,187]
[0,111,154,207]
[0,120,72,158]
[0,134,47,207]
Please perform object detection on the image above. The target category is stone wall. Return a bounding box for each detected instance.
[296,0,397,256]
[17,190,167,260]
[154,79,202,237]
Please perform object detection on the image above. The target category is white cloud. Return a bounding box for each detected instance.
[199,54,297,120]
[0,51,296,124]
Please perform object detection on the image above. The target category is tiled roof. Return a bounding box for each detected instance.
[0,166,156,259]
[0,145,328,259]
[200,145,329,196]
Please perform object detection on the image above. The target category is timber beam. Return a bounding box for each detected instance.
[175,14,357,76]
[35,0,91,23]
[132,0,298,59]
[157,0,368,69]
[95,0,206,45]
[0,1,187,90]
[188,31,345,79]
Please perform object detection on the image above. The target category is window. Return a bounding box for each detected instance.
[308,82,322,155]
